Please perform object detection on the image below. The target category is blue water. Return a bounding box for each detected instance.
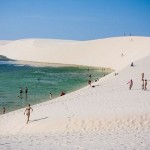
[0,60,110,114]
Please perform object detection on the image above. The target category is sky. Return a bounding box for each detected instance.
[0,0,150,40]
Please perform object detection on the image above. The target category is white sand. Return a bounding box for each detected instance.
[0,36,150,70]
[0,36,150,149]
[0,40,12,46]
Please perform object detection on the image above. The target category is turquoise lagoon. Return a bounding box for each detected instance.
[0,60,111,114]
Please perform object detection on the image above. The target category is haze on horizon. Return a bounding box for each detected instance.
[0,0,150,41]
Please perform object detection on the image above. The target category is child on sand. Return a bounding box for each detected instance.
[24,104,33,124]
[127,79,133,90]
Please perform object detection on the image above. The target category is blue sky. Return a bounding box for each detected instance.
[0,0,150,40]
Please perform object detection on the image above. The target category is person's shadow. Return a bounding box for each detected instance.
[30,117,48,123]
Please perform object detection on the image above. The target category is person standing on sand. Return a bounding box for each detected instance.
[127,79,133,90]
[24,104,33,124]
[144,79,147,90]
[142,73,144,81]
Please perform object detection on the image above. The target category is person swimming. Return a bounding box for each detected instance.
[24,104,33,124]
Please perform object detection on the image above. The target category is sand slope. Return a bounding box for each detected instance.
[0,36,150,149]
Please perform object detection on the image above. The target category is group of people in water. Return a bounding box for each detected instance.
[17,87,28,99]
[9,86,32,124]
[88,73,105,87]
[20,87,28,94]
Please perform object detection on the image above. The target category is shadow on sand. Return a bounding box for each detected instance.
[30,117,48,123]
[132,89,150,91]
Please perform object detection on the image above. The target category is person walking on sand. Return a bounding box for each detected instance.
[144,79,147,90]
[24,104,33,124]
[127,79,133,90]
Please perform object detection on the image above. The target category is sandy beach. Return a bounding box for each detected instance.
[0,36,150,149]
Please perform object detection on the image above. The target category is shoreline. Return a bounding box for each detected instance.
[0,55,113,71]
[0,72,112,116]
[0,60,112,115]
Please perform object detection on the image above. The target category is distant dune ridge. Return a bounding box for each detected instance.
[1,36,150,149]
[0,40,12,46]
[0,36,150,70]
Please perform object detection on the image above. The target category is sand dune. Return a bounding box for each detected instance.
[0,36,150,70]
[0,40,12,46]
[0,36,150,149]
